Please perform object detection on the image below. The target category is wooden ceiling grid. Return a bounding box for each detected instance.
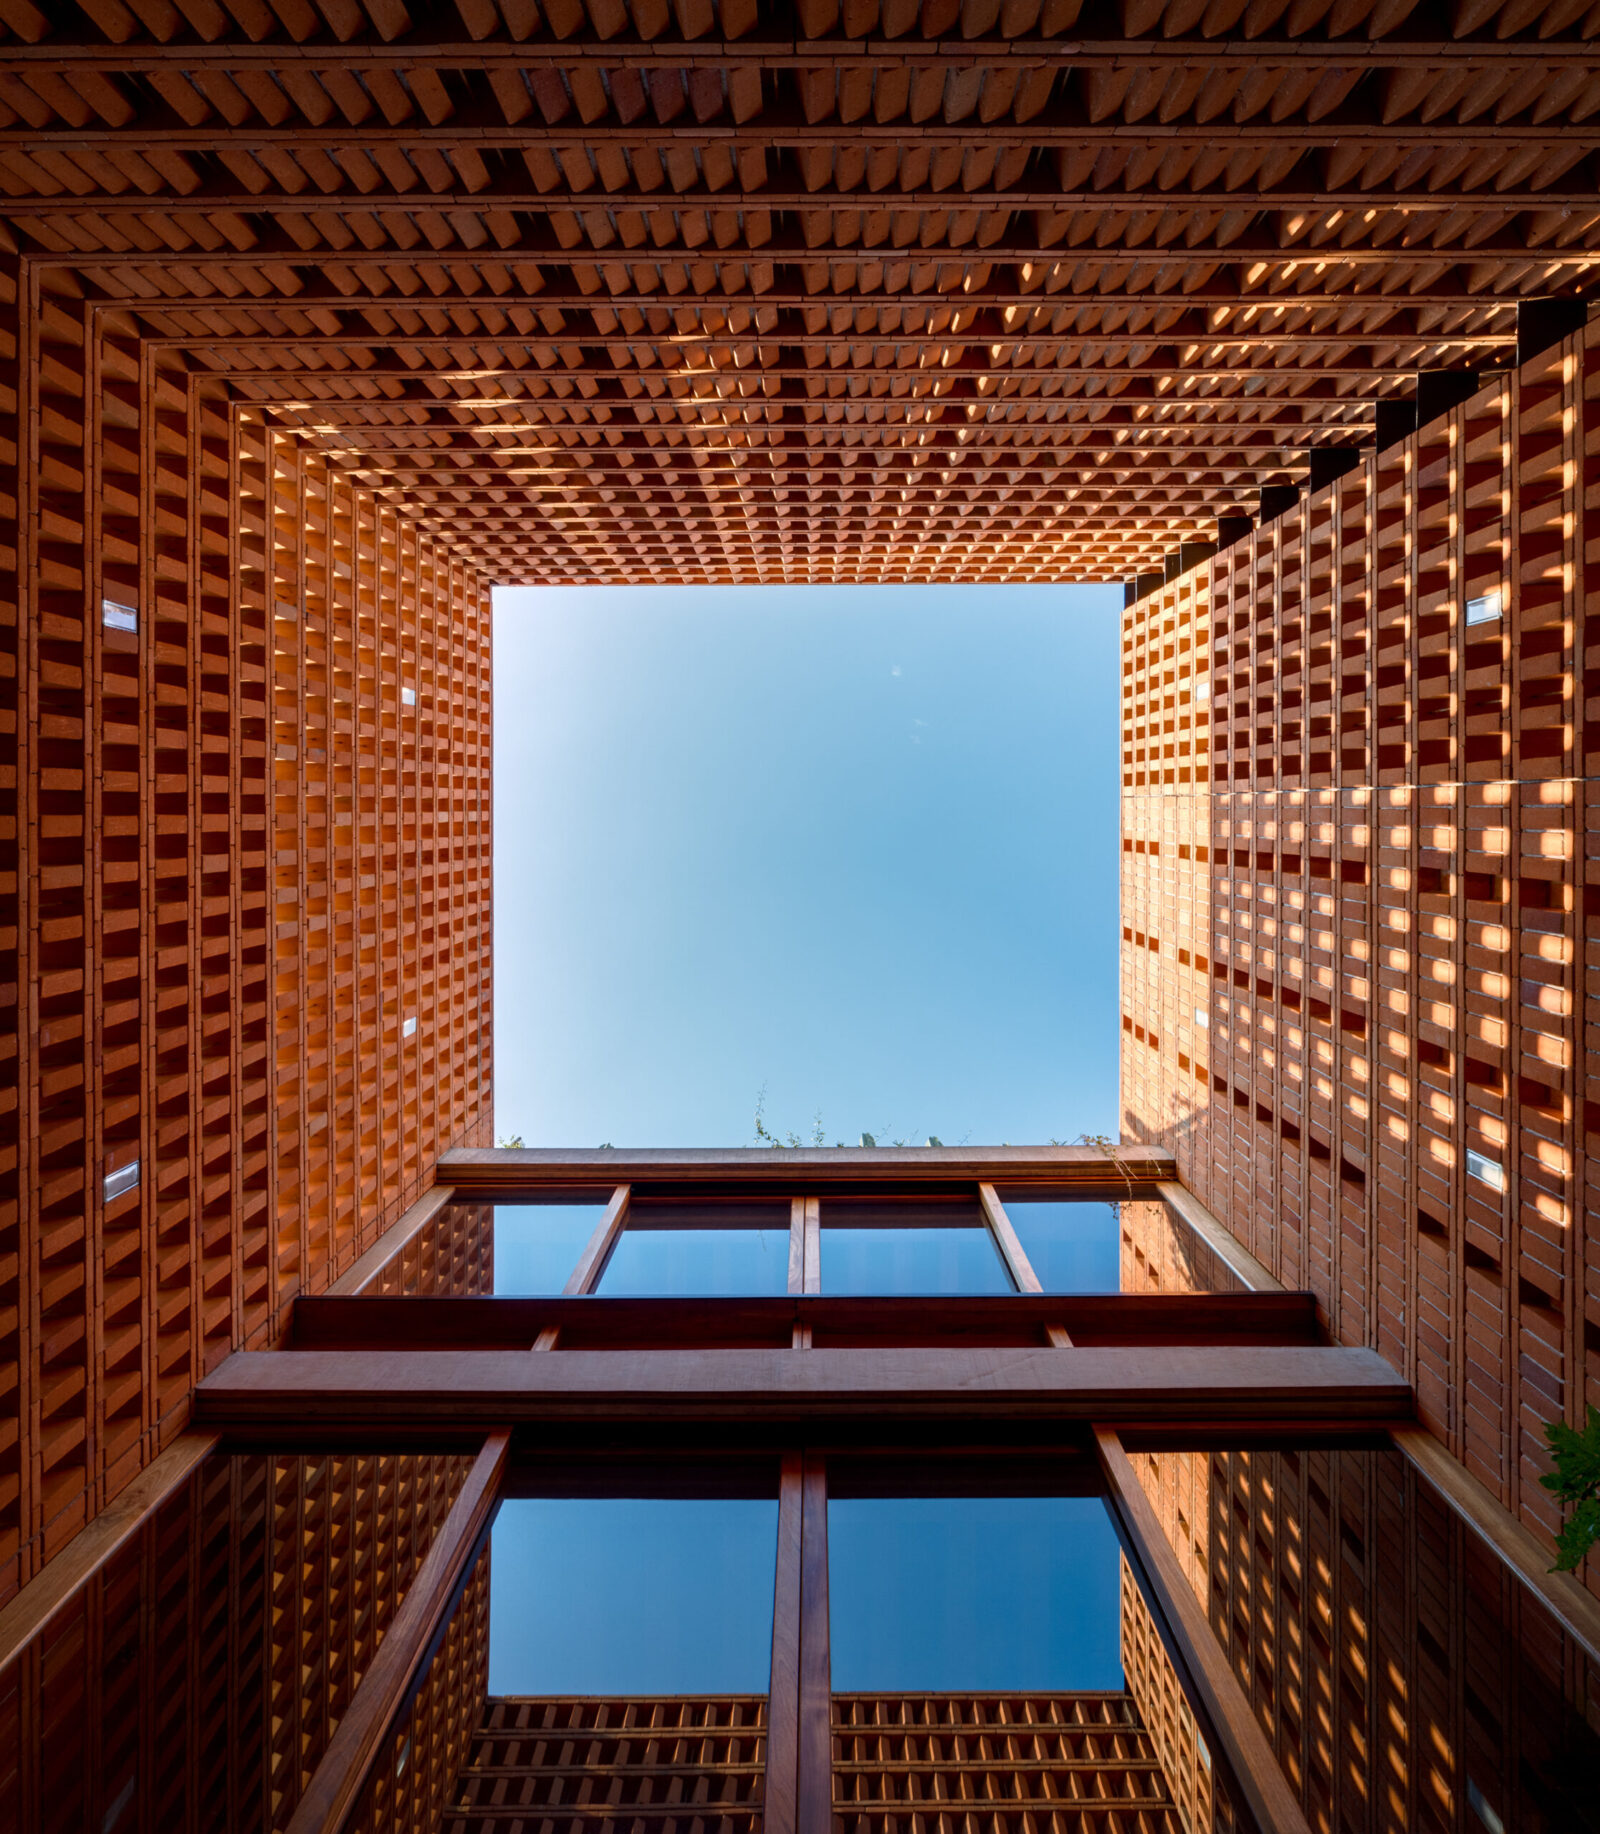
[2,0,1597,580]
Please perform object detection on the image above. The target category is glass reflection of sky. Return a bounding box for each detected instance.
[489,1497,779,1694]
[1004,1201,1121,1294]
[492,1203,604,1296]
[598,1227,789,1296]
[829,1494,1123,1691]
[820,1226,1012,1295]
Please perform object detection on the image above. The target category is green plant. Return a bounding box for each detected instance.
[750,1086,959,1150]
[496,1133,525,1148]
[752,1085,817,1149]
[1048,1130,1136,1202]
[1540,1405,1600,1573]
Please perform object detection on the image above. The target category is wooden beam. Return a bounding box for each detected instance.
[1095,1428,1314,1834]
[0,1430,218,1673]
[439,1145,1175,1193]
[282,1430,510,1834]
[1157,1182,1284,1295]
[10,32,1598,71]
[323,1184,458,1297]
[291,1291,1322,1351]
[194,1343,1412,1432]
[563,1184,631,1296]
[8,119,1596,152]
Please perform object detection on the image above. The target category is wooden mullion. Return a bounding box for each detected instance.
[797,1454,831,1834]
[977,1182,1072,1347]
[765,1450,803,1834]
[564,1185,632,1296]
[787,1200,810,1347]
[802,1198,820,1297]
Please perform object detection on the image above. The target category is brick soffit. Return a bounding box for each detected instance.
[3,0,1598,582]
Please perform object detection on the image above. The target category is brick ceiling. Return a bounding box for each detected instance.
[3,0,1597,581]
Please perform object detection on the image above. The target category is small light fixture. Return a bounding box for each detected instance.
[403,1015,417,1038]
[104,1159,140,1203]
[1466,1148,1504,1192]
[1465,590,1502,626]
[102,598,137,634]
[1194,677,1211,702]
[1194,1007,1209,1029]
[402,685,416,707]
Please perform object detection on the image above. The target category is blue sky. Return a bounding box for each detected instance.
[491,584,1121,1148]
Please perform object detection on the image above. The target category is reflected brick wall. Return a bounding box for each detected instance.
[1120,322,1599,1580]
[1120,1200,1249,1297]
[1132,1445,1600,1833]
[449,1697,768,1834]
[0,1448,474,1834]
[354,1550,491,1834]
[1120,1554,1224,1834]
[372,1201,497,1297]
[0,260,494,1605]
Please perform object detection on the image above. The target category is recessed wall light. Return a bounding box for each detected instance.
[104,1160,140,1203]
[1465,1148,1504,1192]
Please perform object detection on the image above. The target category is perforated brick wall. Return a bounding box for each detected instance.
[1121,322,1600,1581]
[0,260,494,1606]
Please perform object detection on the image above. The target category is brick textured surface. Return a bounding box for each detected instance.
[1133,1444,1600,1834]
[832,1693,1182,1833]
[353,1549,492,1834]
[1121,320,1599,1582]
[0,258,494,1608]
[1,5,1597,580]
[1119,1556,1226,1834]
[0,1448,474,1834]
[448,1696,768,1834]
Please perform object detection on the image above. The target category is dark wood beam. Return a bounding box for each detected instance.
[194,1343,1412,1431]
[6,118,1597,149]
[0,184,1586,218]
[289,1292,1324,1352]
[437,1143,1175,1190]
[8,32,1599,70]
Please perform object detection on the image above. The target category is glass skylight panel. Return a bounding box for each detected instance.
[492,1200,607,1295]
[1000,1197,1122,1294]
[597,1202,789,1296]
[828,1485,1123,1692]
[819,1198,1011,1296]
[489,1482,779,1695]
